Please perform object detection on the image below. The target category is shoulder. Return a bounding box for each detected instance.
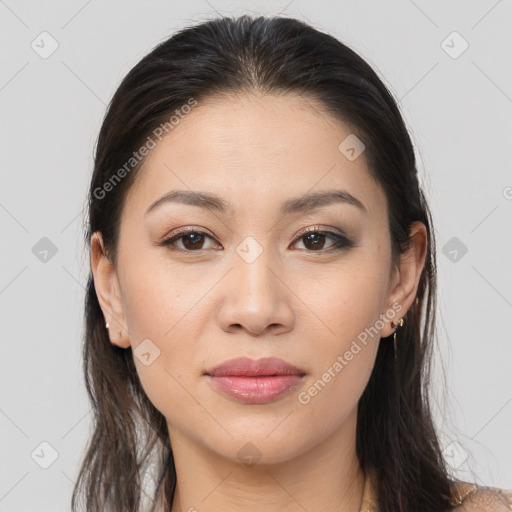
[450,481,512,511]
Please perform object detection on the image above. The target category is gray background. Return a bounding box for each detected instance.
[1,0,511,510]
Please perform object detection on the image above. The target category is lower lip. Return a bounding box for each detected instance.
[207,374,304,404]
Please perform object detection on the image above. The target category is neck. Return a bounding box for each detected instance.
[157,407,365,512]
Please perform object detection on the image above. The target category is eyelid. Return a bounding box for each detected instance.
[163,225,215,240]
[294,224,348,240]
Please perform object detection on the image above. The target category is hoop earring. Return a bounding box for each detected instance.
[390,317,404,359]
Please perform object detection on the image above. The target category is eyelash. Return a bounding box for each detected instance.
[157,226,354,254]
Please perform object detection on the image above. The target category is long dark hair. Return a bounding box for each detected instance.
[73,14,456,512]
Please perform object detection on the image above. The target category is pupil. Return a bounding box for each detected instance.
[305,233,324,250]
[184,233,203,249]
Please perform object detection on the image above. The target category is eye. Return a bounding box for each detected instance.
[158,227,219,252]
[291,226,354,252]
[158,226,353,253]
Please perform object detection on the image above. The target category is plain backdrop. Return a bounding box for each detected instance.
[0,1,511,510]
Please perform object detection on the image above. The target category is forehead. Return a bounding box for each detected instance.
[125,92,385,219]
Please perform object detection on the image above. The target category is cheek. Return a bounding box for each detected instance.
[122,285,203,430]
[297,309,380,435]
[122,273,205,371]
[117,259,201,397]
[295,258,387,416]
[120,246,205,338]
[304,257,389,344]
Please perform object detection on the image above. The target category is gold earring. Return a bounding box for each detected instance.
[391,318,404,359]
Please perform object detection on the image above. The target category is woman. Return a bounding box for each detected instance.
[72,14,512,512]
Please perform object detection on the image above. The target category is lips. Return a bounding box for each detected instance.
[205,357,306,404]
[205,356,305,377]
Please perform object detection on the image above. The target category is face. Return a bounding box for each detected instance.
[92,92,425,466]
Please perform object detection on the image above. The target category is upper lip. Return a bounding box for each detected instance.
[205,357,306,377]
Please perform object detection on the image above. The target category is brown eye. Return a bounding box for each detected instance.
[159,228,218,252]
[158,226,353,254]
[180,232,207,250]
[302,231,329,251]
[292,227,353,252]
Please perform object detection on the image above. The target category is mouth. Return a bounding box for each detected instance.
[205,357,306,404]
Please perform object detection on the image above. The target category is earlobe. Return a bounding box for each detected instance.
[90,232,131,349]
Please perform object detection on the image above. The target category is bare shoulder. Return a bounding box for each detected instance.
[451,483,512,512]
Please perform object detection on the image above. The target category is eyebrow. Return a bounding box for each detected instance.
[144,189,367,216]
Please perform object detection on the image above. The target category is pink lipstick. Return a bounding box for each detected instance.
[205,356,305,404]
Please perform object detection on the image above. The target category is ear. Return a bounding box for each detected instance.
[90,232,131,348]
[381,221,428,337]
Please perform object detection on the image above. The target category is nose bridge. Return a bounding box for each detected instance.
[232,234,279,299]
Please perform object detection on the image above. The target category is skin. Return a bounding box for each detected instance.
[91,92,427,512]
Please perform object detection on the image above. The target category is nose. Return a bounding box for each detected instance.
[216,245,295,337]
